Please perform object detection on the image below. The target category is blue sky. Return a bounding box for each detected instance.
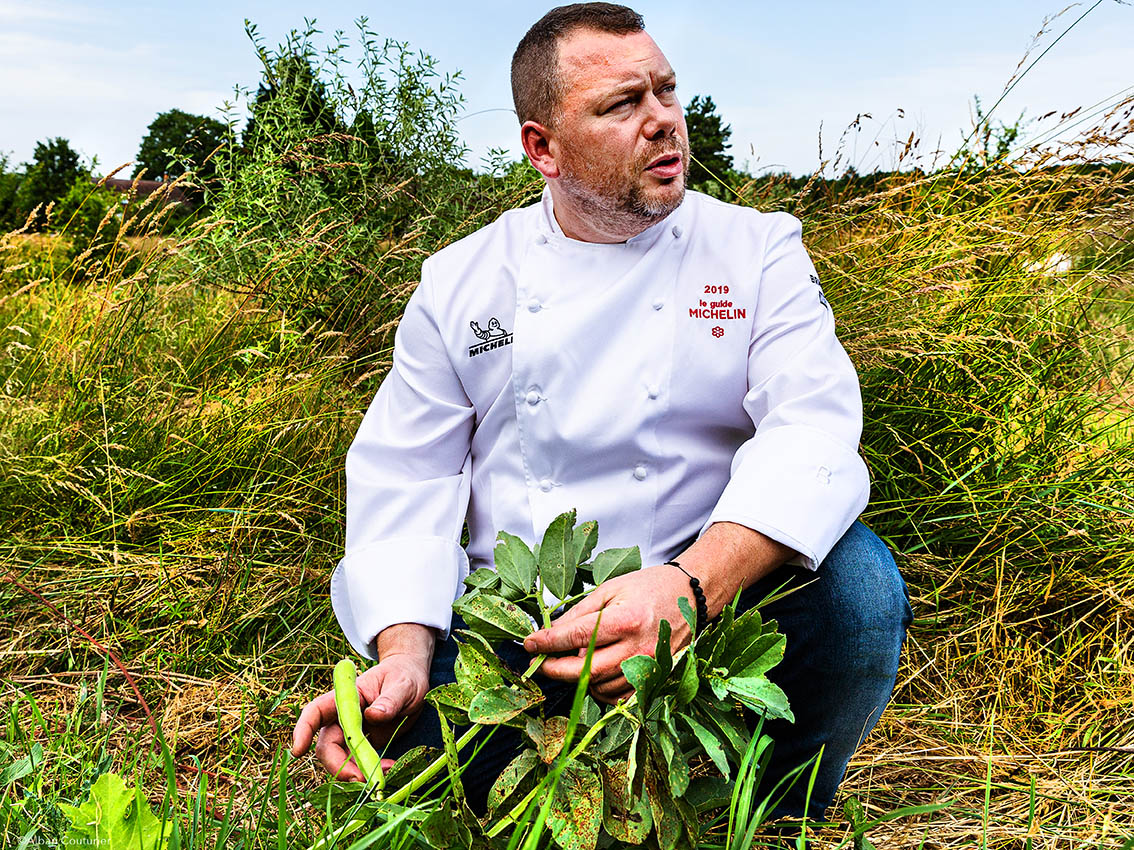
[1,0,1131,176]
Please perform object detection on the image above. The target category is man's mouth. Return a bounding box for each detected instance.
[645,153,683,179]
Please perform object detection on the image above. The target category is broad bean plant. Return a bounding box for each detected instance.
[322,510,792,850]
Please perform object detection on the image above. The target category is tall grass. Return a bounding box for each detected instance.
[2,16,1133,850]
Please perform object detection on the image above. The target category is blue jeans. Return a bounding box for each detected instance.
[382,520,913,821]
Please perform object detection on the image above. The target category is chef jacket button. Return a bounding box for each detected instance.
[525,390,541,406]
[535,234,548,245]
[633,465,648,481]
[647,385,660,399]
[652,298,664,311]
[539,478,553,492]
[527,298,542,313]
[672,225,683,239]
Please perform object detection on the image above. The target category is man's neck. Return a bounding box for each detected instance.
[546,183,672,244]
[552,204,639,244]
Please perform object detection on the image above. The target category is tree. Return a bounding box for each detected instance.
[14,137,86,228]
[18,138,84,206]
[241,51,345,154]
[54,174,118,241]
[0,153,23,231]
[684,94,734,188]
[134,108,231,183]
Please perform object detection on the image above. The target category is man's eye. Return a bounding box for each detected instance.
[607,99,632,112]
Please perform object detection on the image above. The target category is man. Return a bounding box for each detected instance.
[291,2,912,821]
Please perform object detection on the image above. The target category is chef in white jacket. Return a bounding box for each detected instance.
[292,2,912,820]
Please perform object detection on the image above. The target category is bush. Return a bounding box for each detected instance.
[188,18,542,354]
[53,176,119,243]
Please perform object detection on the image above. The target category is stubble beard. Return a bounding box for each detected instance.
[557,137,690,235]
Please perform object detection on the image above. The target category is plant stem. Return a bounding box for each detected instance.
[383,724,482,806]
[521,654,545,680]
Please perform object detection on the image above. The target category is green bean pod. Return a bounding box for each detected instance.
[332,658,384,795]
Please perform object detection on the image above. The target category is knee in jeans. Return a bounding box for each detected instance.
[820,552,912,665]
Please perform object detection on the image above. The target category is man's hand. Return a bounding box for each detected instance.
[523,565,695,704]
[290,624,435,782]
[522,522,796,705]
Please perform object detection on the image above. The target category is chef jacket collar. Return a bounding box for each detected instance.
[537,184,689,249]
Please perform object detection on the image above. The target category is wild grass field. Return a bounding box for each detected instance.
[2,18,1133,850]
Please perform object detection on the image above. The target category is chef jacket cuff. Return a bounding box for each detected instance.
[700,424,869,570]
[330,536,469,660]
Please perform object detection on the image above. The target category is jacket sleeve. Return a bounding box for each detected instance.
[330,261,475,659]
[700,212,869,570]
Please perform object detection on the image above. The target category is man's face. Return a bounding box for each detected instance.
[548,28,690,229]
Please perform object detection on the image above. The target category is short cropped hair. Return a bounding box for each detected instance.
[511,3,645,127]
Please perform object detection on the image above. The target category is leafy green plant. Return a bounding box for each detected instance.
[321,511,794,850]
[58,772,172,850]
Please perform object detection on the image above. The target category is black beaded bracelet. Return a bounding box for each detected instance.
[664,560,709,635]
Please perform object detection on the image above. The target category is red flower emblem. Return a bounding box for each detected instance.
[712,326,724,338]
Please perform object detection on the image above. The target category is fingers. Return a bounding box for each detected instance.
[364,677,411,725]
[291,689,339,757]
[551,583,611,624]
[314,724,364,783]
[524,608,622,655]
[536,641,629,683]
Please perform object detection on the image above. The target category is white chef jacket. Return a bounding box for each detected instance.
[332,186,869,660]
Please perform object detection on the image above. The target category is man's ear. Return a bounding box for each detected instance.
[521,120,559,179]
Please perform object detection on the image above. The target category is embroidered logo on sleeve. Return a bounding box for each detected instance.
[468,318,513,358]
[811,274,830,309]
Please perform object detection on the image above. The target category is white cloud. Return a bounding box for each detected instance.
[0,0,94,24]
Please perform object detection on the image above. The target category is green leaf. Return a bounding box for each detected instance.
[454,639,508,692]
[487,748,542,818]
[572,520,599,570]
[675,652,699,706]
[725,676,794,722]
[644,758,682,850]
[598,712,635,756]
[626,727,645,799]
[59,773,172,850]
[677,596,697,635]
[452,592,536,644]
[600,760,652,844]
[734,632,785,679]
[463,567,500,592]
[694,703,750,765]
[684,775,734,813]
[621,655,662,709]
[680,714,730,780]
[382,745,444,792]
[0,743,42,787]
[539,510,577,598]
[720,609,786,678]
[548,760,603,850]
[707,675,729,701]
[581,695,602,728]
[526,715,570,763]
[468,683,542,725]
[421,798,473,850]
[590,546,641,584]
[424,681,475,722]
[655,725,690,799]
[495,531,537,594]
[654,618,673,678]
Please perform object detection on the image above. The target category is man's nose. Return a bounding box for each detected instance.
[641,91,679,140]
